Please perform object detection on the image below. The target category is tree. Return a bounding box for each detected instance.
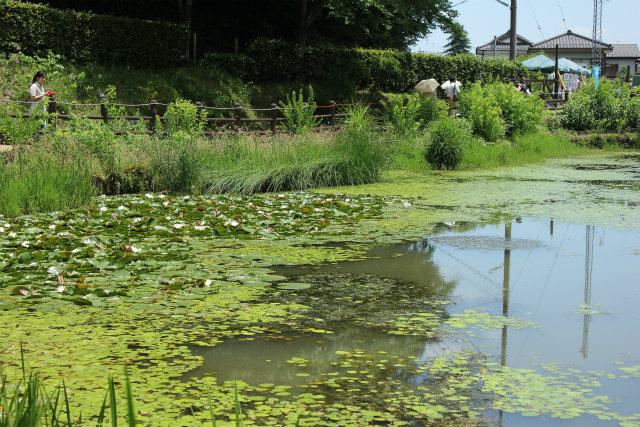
[443,22,471,56]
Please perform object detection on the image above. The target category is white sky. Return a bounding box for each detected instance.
[411,0,638,53]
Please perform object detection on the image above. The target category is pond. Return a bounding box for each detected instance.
[1,153,639,426]
[186,220,640,426]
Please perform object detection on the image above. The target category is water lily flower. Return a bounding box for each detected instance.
[145,193,154,198]
[204,279,212,287]
[163,201,170,207]
[3,223,9,228]
[19,288,29,296]
[225,220,239,227]
[55,285,66,293]
[48,224,56,230]
[173,223,186,229]
[8,232,16,238]
[194,225,207,231]
[0,227,4,233]
[47,266,60,275]
[21,241,30,248]
[117,205,127,210]
[130,245,141,253]
[100,206,108,212]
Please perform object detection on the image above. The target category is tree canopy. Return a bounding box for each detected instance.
[443,22,471,56]
[23,0,458,56]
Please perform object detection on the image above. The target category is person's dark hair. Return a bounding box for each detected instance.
[449,77,456,82]
[32,71,46,84]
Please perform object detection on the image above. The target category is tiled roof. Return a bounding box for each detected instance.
[476,31,533,51]
[530,30,611,50]
[607,44,640,58]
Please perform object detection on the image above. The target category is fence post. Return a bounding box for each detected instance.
[149,100,158,133]
[48,95,57,130]
[100,97,109,124]
[329,100,336,130]
[270,103,278,134]
[234,103,242,131]
[195,101,205,125]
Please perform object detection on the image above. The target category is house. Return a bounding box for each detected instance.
[528,30,612,67]
[605,44,640,77]
[475,31,532,58]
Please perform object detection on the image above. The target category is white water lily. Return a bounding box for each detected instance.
[166,216,172,220]
[47,266,61,275]
[204,279,212,287]
[130,245,141,253]
[225,220,239,227]
[145,193,154,198]
[71,248,81,253]
[21,241,30,248]
[117,205,127,211]
[3,223,9,228]
[0,227,4,233]
[194,225,207,231]
[55,285,66,293]
[163,201,170,207]
[133,217,142,223]
[8,232,16,238]
[100,206,108,212]
[172,223,186,229]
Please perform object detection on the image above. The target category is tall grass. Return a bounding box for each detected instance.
[201,128,388,194]
[460,131,584,170]
[0,158,95,217]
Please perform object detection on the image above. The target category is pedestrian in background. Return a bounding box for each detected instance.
[29,70,52,129]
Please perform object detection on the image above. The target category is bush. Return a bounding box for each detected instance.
[425,117,470,170]
[458,81,544,141]
[278,85,321,134]
[561,80,637,131]
[0,0,185,67]
[382,93,447,135]
[165,99,205,137]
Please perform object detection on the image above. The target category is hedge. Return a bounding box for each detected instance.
[202,39,527,93]
[0,0,186,67]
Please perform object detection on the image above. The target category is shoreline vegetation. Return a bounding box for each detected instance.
[2,54,640,217]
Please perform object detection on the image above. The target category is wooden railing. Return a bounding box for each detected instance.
[5,97,352,135]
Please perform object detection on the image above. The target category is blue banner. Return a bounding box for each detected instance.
[593,66,601,89]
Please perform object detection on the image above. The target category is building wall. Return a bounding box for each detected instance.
[605,58,638,74]
[477,50,529,58]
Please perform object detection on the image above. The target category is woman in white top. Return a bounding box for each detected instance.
[29,70,50,128]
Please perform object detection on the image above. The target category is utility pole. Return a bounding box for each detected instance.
[509,0,517,60]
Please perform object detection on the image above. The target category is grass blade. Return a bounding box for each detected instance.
[63,379,72,427]
[206,388,216,427]
[124,367,136,427]
[108,374,117,427]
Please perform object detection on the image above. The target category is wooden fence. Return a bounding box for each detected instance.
[6,98,350,135]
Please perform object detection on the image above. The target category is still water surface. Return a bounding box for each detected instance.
[187,219,640,426]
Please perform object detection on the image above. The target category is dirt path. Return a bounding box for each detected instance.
[0,145,13,152]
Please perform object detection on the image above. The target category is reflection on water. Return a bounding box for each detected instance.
[184,327,425,385]
[186,219,640,426]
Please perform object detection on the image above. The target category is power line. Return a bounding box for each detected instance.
[557,1,569,31]
[528,0,544,39]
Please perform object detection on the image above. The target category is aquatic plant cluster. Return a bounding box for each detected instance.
[2,182,640,426]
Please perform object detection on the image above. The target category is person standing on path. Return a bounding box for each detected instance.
[29,71,51,129]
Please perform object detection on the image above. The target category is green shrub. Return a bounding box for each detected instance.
[425,117,470,170]
[382,93,447,135]
[278,85,321,134]
[561,80,635,131]
[458,81,544,141]
[165,99,205,137]
[0,0,185,67]
[457,83,506,142]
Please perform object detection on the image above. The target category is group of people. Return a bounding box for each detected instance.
[513,73,531,95]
